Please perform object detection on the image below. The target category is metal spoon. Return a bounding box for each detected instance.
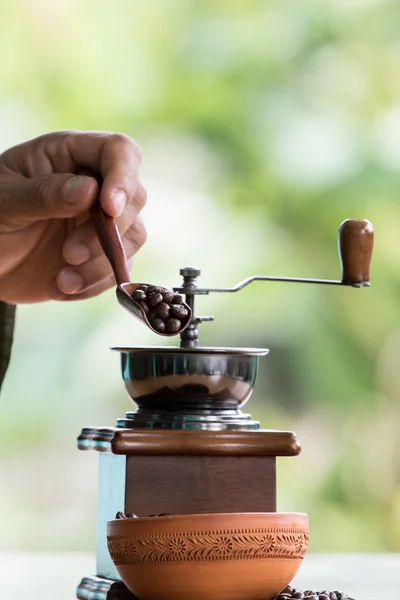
[90,199,192,336]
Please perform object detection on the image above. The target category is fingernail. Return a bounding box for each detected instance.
[112,190,127,216]
[48,278,66,301]
[63,176,88,203]
[65,242,90,265]
[58,269,84,294]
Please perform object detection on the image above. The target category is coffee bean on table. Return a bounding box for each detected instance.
[150,318,166,333]
[147,292,163,307]
[166,318,181,333]
[156,302,171,320]
[170,304,189,319]
[271,589,356,600]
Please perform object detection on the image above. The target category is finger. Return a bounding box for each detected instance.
[48,273,116,302]
[62,185,147,266]
[65,132,143,218]
[2,130,144,219]
[55,222,146,295]
[0,172,98,231]
[49,256,134,302]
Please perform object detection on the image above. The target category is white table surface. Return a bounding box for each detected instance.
[0,553,397,599]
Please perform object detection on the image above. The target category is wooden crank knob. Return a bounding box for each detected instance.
[338,219,374,285]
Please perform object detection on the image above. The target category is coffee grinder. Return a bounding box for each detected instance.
[76,218,374,600]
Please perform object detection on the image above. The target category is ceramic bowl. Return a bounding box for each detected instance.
[107,512,309,600]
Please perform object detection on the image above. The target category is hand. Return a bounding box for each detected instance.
[0,130,147,304]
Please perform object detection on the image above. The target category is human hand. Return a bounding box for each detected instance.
[0,130,147,304]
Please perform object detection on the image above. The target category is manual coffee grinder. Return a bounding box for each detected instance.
[76,218,374,600]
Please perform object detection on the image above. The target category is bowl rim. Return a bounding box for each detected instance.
[111,346,269,356]
[107,511,308,527]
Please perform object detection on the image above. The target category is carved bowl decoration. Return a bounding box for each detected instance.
[107,512,309,600]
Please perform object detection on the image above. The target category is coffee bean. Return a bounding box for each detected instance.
[139,301,149,315]
[147,293,163,307]
[170,304,189,319]
[156,302,171,320]
[147,285,162,294]
[115,512,138,519]
[130,283,190,336]
[148,308,157,321]
[162,290,175,303]
[166,318,181,333]
[132,289,146,301]
[151,318,166,333]
[272,590,357,600]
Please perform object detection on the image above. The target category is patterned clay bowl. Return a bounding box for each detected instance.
[107,512,309,600]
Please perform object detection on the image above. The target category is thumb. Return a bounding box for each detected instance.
[1,173,98,226]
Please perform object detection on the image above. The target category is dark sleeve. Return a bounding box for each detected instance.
[0,302,16,393]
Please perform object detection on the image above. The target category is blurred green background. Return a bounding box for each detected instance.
[1,0,400,554]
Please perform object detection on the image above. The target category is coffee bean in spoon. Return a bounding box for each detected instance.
[170,304,189,319]
[129,285,190,335]
[166,318,181,333]
[146,285,162,294]
[151,318,166,333]
[156,302,171,320]
[139,300,149,315]
[162,289,175,303]
[132,289,146,301]
[148,308,157,321]
[147,292,163,308]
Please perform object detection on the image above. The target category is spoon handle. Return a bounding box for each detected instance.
[90,200,131,286]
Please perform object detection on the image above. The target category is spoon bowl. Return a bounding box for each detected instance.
[90,199,192,336]
[117,283,191,336]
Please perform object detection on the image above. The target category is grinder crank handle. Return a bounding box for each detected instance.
[338,219,374,286]
[176,219,374,294]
